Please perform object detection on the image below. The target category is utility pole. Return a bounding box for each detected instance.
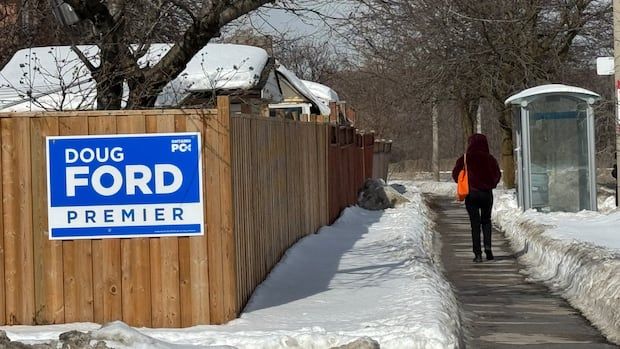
[432,101,439,181]
[476,101,482,134]
[614,0,620,206]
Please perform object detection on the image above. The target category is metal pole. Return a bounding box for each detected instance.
[432,101,439,181]
[476,101,482,134]
[614,0,620,207]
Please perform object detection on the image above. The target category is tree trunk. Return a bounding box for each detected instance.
[460,98,478,149]
[499,109,515,188]
[95,46,124,110]
[432,101,439,181]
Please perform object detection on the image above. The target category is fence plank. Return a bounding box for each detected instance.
[59,116,94,323]
[31,117,64,324]
[206,104,224,324]
[88,116,122,324]
[0,117,4,325]
[146,114,181,328]
[182,112,211,325]
[174,115,193,327]
[2,118,35,324]
[217,97,237,321]
[117,114,152,327]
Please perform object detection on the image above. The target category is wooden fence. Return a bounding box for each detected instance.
[231,115,329,310]
[0,97,381,327]
[373,140,392,181]
[328,126,375,224]
[0,106,236,327]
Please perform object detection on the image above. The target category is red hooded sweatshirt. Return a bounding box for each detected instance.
[451,134,501,191]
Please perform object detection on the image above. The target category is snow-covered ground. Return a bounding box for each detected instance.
[492,190,620,345]
[1,184,462,349]
[4,178,619,347]
[412,178,620,345]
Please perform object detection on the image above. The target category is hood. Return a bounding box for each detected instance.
[467,133,490,154]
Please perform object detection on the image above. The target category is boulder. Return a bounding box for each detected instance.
[358,179,410,210]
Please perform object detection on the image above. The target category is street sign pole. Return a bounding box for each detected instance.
[614,0,620,206]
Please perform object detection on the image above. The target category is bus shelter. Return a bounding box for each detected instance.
[505,84,599,212]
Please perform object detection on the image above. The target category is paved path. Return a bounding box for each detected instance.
[430,196,618,348]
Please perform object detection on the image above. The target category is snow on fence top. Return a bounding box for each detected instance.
[0,43,272,111]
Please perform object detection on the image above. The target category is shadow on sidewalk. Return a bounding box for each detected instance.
[243,206,385,312]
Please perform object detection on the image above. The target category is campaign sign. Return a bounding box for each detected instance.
[46,133,203,240]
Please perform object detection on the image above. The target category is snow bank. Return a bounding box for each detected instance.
[405,180,456,198]
[1,183,462,349]
[492,190,620,344]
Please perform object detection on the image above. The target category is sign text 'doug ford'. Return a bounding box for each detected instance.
[47,133,203,239]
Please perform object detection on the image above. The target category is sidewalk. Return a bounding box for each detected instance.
[431,196,617,348]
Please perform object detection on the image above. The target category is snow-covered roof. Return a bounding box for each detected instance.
[0,45,98,111]
[301,79,339,111]
[0,43,274,111]
[275,64,331,116]
[505,84,600,106]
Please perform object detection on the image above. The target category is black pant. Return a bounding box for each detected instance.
[465,190,493,255]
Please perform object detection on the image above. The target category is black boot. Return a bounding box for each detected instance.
[485,249,494,261]
[473,254,482,263]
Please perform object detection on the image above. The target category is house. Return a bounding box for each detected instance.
[268,64,331,120]
[0,43,284,114]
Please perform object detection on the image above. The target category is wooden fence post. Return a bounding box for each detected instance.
[217,96,237,322]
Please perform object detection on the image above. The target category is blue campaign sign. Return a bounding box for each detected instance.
[46,132,203,239]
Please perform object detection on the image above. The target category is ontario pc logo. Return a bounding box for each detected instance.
[171,138,193,153]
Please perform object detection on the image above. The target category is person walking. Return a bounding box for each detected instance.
[452,134,501,263]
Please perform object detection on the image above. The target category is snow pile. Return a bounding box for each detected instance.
[1,183,461,349]
[492,190,620,344]
[406,180,456,198]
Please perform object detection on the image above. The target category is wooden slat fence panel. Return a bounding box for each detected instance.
[230,115,330,312]
[373,140,393,181]
[89,115,122,325]
[145,113,181,328]
[216,97,237,322]
[0,103,371,327]
[31,116,64,325]
[59,116,94,324]
[117,114,151,327]
[2,117,35,324]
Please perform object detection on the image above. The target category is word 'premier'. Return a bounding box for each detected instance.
[66,206,185,224]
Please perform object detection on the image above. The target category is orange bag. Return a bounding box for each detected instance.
[456,153,469,201]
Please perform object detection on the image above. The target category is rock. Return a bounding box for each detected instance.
[330,337,380,349]
[0,331,11,345]
[358,179,409,210]
[59,330,91,349]
[384,185,410,207]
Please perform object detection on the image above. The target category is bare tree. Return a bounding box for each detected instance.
[348,0,612,187]
[270,35,349,84]
[0,0,63,67]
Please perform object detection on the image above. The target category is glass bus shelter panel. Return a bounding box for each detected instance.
[527,96,591,212]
